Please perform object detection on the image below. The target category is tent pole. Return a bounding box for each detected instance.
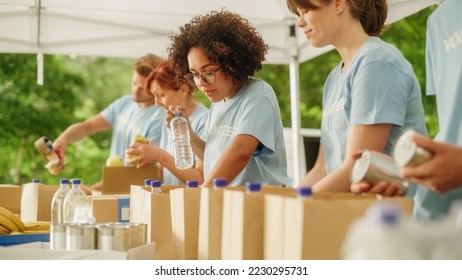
[289,24,303,187]
[36,0,43,85]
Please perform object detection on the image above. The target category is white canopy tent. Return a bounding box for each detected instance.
[0,0,439,185]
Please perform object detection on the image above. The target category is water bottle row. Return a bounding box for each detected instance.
[50,222,147,251]
[51,178,93,225]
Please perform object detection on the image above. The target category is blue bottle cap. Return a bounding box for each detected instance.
[186,180,198,188]
[60,178,69,184]
[72,179,81,184]
[246,181,261,192]
[151,180,161,188]
[297,186,313,197]
[144,179,153,186]
[32,178,40,183]
[213,178,227,188]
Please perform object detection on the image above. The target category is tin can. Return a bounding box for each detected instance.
[392,129,432,167]
[350,150,409,192]
[97,223,129,251]
[66,223,97,250]
[34,136,61,175]
[50,223,67,250]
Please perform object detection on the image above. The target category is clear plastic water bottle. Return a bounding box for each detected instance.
[151,180,162,194]
[51,178,71,224]
[171,112,194,170]
[186,180,198,188]
[246,181,261,194]
[63,179,92,223]
[342,201,421,259]
[213,178,227,189]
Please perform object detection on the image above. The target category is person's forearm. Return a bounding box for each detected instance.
[189,131,205,160]
[313,165,352,193]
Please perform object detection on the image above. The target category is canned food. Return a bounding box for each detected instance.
[66,223,97,250]
[350,150,409,192]
[50,223,67,250]
[392,129,432,167]
[97,223,129,251]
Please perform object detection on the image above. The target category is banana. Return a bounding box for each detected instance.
[0,206,25,233]
[24,221,50,231]
[0,224,10,235]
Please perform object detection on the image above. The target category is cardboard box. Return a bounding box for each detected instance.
[20,183,59,222]
[264,193,413,260]
[102,166,159,195]
[0,185,22,214]
[91,195,130,223]
[0,241,156,260]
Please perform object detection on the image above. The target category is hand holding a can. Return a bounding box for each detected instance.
[350,150,406,197]
[400,134,462,193]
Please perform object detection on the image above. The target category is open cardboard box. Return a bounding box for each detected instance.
[102,166,159,195]
[0,184,22,214]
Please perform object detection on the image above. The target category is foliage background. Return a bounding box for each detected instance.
[0,7,438,186]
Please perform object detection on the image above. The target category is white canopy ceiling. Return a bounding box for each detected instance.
[0,0,439,63]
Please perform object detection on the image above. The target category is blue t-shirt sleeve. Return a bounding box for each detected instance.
[350,61,410,126]
[100,96,126,125]
[235,85,276,153]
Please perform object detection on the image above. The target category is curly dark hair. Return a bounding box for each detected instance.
[167,10,268,82]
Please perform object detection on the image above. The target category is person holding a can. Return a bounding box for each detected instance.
[390,0,462,220]
[285,0,427,194]
[165,10,290,187]
[351,0,462,220]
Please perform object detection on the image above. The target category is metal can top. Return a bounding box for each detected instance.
[350,150,371,183]
[392,129,418,167]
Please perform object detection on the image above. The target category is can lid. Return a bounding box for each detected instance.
[392,129,417,167]
[186,180,198,188]
[213,178,227,188]
[246,181,261,192]
[350,150,371,183]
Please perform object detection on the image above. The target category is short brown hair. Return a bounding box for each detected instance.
[134,53,164,77]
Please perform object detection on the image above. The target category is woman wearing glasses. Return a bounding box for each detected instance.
[125,61,209,185]
[167,10,290,187]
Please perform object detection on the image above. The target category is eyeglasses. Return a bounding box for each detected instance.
[184,67,221,86]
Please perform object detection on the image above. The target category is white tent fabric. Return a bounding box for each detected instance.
[0,0,440,185]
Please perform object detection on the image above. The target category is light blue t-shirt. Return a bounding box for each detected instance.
[414,0,462,220]
[203,77,290,186]
[100,95,165,162]
[160,103,209,185]
[321,37,427,174]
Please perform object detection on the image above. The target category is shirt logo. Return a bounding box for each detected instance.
[443,28,462,53]
[209,125,236,137]
[323,97,346,117]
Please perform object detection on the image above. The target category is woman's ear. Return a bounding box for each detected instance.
[334,0,346,14]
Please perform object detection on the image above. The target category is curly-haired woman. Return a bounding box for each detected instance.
[167,10,290,187]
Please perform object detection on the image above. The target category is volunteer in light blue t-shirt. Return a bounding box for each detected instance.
[167,11,290,187]
[409,0,462,220]
[203,78,290,186]
[286,0,427,193]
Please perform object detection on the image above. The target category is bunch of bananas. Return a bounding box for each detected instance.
[0,206,50,235]
[0,206,25,235]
